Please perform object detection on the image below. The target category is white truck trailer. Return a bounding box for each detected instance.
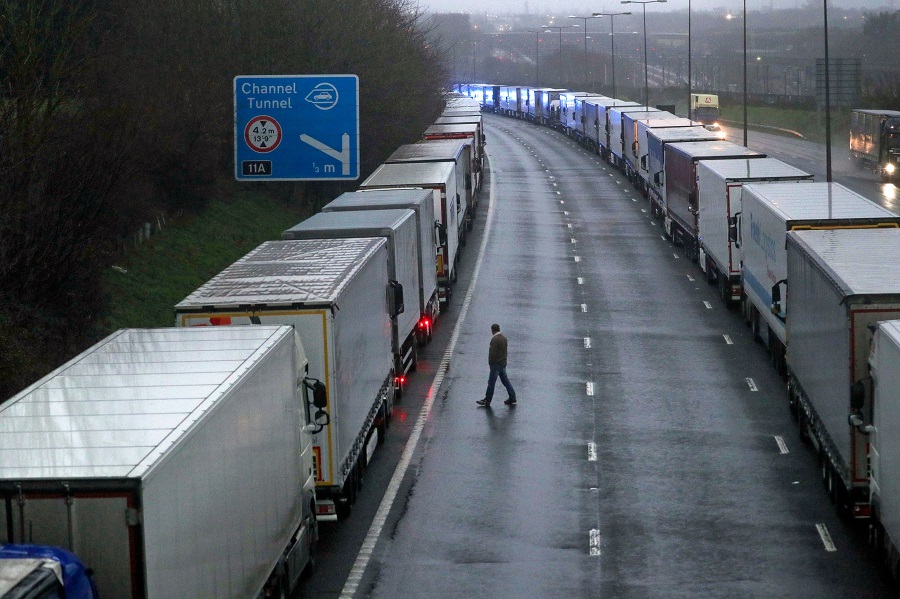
[572,95,609,145]
[741,182,899,371]
[386,138,477,227]
[869,320,900,570]
[583,98,639,156]
[606,106,659,170]
[785,228,900,518]
[696,158,812,305]
[281,209,420,389]
[632,117,700,191]
[322,189,439,343]
[360,161,461,305]
[175,238,397,521]
[559,92,592,137]
[0,326,317,598]
[662,140,766,262]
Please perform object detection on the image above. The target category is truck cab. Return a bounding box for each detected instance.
[690,93,723,135]
[0,545,97,599]
[883,116,900,181]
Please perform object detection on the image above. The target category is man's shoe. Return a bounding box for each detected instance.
[504,398,517,405]
[476,399,490,407]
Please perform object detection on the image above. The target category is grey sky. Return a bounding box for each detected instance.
[420,0,897,15]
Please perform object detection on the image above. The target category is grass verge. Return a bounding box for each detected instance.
[719,104,850,144]
[99,188,304,333]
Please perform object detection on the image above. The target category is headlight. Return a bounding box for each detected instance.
[887,163,897,174]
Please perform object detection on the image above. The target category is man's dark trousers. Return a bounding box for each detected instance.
[485,363,516,402]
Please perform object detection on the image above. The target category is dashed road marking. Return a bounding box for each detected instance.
[581,303,588,313]
[584,337,592,348]
[704,301,712,309]
[687,275,695,282]
[723,335,733,344]
[746,378,758,391]
[574,256,581,262]
[775,436,789,454]
[641,209,647,213]
[571,238,577,244]
[589,529,601,556]
[673,253,680,259]
[577,277,584,285]
[816,524,837,552]
[588,442,597,461]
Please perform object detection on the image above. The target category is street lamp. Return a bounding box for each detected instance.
[568,15,602,91]
[593,12,631,99]
[621,0,667,108]
[823,0,833,182]
[541,24,575,87]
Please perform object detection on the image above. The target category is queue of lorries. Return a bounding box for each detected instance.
[0,96,485,598]
[464,81,900,580]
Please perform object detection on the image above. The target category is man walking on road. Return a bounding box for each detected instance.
[477,324,517,407]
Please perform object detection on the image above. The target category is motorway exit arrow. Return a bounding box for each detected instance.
[300,133,351,175]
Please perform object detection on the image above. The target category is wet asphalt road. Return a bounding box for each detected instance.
[297,113,896,599]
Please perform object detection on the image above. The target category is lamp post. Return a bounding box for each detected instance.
[621,0,667,108]
[541,25,574,87]
[592,12,631,99]
[823,0,832,182]
[687,0,691,117]
[568,15,602,91]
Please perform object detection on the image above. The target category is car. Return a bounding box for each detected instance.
[314,92,333,102]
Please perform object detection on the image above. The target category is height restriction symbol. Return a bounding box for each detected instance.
[245,116,282,153]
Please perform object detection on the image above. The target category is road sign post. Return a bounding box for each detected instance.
[234,75,360,181]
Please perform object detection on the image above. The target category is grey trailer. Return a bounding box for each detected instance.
[282,209,421,384]
[322,189,439,341]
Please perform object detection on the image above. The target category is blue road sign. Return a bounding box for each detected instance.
[234,75,360,181]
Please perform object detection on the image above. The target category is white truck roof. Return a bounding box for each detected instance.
[666,140,763,159]
[744,182,897,222]
[176,238,386,307]
[281,208,414,240]
[362,161,454,187]
[325,188,433,208]
[387,140,469,162]
[648,126,718,142]
[0,326,294,480]
[788,228,900,296]
[700,157,810,180]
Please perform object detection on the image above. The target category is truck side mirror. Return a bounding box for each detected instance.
[389,280,404,317]
[850,380,866,411]
[311,380,327,408]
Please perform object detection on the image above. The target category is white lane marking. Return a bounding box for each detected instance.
[746,378,758,391]
[574,256,581,262]
[577,277,584,285]
[640,209,647,213]
[632,198,638,202]
[673,253,680,259]
[571,238,577,244]
[816,524,837,552]
[581,304,588,313]
[588,442,597,462]
[589,529,601,556]
[650,222,657,226]
[661,235,666,240]
[568,223,573,229]
[339,146,498,599]
[586,382,595,396]
[723,335,734,344]
[560,200,565,204]
[703,301,712,309]
[556,191,562,195]
[584,337,592,348]
[564,211,570,215]
[552,182,558,187]
[775,436,789,454]
[687,275,695,282]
